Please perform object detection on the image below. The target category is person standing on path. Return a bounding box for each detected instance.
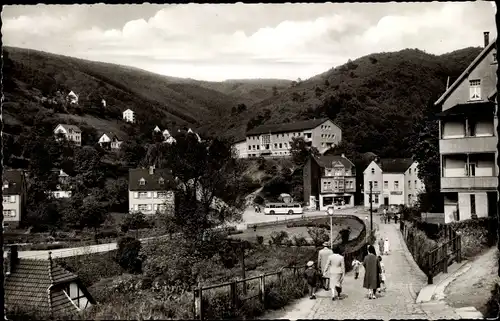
[303,261,320,300]
[352,258,362,279]
[383,208,388,224]
[383,237,390,255]
[318,242,333,290]
[377,256,387,293]
[363,245,381,299]
[324,246,345,301]
[378,237,384,255]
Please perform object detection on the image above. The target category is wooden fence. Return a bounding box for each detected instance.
[400,220,462,284]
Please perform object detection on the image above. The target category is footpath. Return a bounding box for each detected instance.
[261,214,466,320]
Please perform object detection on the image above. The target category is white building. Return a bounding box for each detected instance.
[123,109,135,123]
[163,129,176,144]
[98,132,123,150]
[363,158,424,209]
[67,91,79,104]
[232,139,248,158]
[49,169,72,199]
[128,166,175,215]
[53,124,82,146]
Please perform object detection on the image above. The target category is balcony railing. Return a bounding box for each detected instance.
[439,136,497,154]
[441,176,497,190]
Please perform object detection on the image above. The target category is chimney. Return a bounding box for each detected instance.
[149,165,155,175]
[484,31,490,47]
[5,245,18,275]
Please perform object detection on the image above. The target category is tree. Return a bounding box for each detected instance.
[72,146,105,193]
[272,86,278,96]
[116,237,142,273]
[289,136,320,167]
[120,140,146,168]
[80,194,108,242]
[121,212,147,238]
[105,177,129,212]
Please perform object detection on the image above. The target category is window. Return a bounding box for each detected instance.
[470,194,477,217]
[2,196,8,203]
[158,178,165,185]
[157,204,167,212]
[373,181,378,188]
[157,192,167,198]
[371,168,375,174]
[409,168,412,175]
[415,180,418,187]
[138,204,148,211]
[3,210,15,217]
[394,181,399,190]
[374,194,379,204]
[384,181,388,189]
[138,192,148,198]
[262,134,271,144]
[469,79,481,100]
[274,143,278,148]
[279,143,283,148]
[139,178,146,185]
[408,180,411,188]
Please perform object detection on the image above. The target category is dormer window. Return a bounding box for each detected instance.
[139,178,146,186]
[159,178,165,185]
[469,79,481,101]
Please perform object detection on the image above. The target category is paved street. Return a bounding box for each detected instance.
[261,214,461,320]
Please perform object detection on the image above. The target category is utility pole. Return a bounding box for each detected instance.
[369,181,373,236]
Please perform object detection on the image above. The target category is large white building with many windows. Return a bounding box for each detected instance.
[363,159,424,210]
[435,32,498,222]
[128,166,175,215]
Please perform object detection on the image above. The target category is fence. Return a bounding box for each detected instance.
[399,220,462,285]
[193,215,370,320]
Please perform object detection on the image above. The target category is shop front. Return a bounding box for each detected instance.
[319,193,354,211]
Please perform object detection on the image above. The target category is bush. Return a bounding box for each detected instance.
[485,281,500,319]
[256,235,264,245]
[307,226,329,246]
[292,235,308,247]
[116,237,142,273]
[270,231,289,245]
[254,195,265,205]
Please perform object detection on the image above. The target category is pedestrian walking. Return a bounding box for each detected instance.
[363,245,381,299]
[324,246,345,301]
[387,213,391,223]
[394,214,399,224]
[378,237,384,255]
[383,208,388,224]
[303,261,320,299]
[383,237,390,255]
[378,256,387,293]
[352,258,362,279]
[318,242,333,290]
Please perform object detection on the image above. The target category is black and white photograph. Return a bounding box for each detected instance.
[1,1,499,320]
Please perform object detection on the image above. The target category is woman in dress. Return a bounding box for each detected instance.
[363,245,381,299]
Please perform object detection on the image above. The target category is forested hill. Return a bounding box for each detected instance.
[213,47,482,157]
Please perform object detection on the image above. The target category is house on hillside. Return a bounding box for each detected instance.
[187,128,202,142]
[4,246,95,316]
[243,118,342,158]
[67,91,78,104]
[123,109,135,123]
[2,169,27,228]
[101,99,106,107]
[98,132,123,150]
[232,138,248,158]
[363,158,424,209]
[54,124,82,146]
[303,154,356,211]
[435,31,498,223]
[153,126,161,133]
[163,129,176,144]
[128,166,175,215]
[49,169,72,199]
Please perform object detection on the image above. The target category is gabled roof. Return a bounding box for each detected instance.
[5,254,95,316]
[377,158,414,173]
[246,118,338,136]
[54,124,82,133]
[67,91,78,97]
[435,39,497,106]
[313,155,354,170]
[2,169,25,195]
[123,108,134,113]
[99,132,123,141]
[129,168,174,191]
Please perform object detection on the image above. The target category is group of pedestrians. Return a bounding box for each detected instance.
[382,208,399,224]
[303,238,391,301]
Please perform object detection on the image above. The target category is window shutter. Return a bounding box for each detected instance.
[153,192,158,198]
[147,192,152,198]
[134,192,139,199]
[147,204,152,211]
[10,196,15,203]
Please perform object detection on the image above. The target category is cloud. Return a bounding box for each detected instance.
[1,2,496,81]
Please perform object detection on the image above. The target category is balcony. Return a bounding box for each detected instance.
[441,176,497,191]
[440,136,497,154]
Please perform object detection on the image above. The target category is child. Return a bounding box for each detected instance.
[378,256,386,293]
[303,261,320,299]
[352,258,362,279]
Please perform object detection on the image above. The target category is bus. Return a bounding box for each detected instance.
[263,202,303,215]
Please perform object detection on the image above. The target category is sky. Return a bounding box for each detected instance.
[2,2,497,82]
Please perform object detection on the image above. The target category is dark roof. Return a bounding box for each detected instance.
[435,39,496,106]
[246,118,338,136]
[5,256,94,316]
[436,102,495,118]
[56,124,82,133]
[129,168,174,191]
[378,158,414,173]
[2,169,25,195]
[100,132,123,141]
[314,155,354,170]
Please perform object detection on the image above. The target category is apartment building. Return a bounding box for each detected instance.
[363,158,424,209]
[53,124,82,146]
[2,169,27,228]
[435,32,498,222]
[128,166,175,215]
[303,154,356,211]
[244,118,342,158]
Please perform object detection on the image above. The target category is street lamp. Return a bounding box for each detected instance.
[326,207,334,249]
